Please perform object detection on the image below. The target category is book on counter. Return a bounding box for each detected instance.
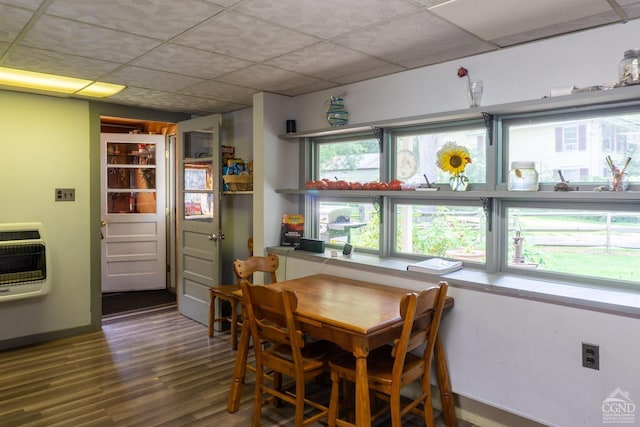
[406,258,462,274]
[280,214,304,247]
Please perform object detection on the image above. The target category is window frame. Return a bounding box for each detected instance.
[300,98,640,292]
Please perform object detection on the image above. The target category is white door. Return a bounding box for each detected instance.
[176,115,222,325]
[100,133,166,292]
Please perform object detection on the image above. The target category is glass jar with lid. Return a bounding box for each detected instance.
[619,48,640,86]
[508,161,539,191]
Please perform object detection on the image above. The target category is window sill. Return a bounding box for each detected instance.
[276,188,640,203]
[268,246,640,319]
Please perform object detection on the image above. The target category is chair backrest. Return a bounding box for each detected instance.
[240,280,305,357]
[391,281,449,381]
[233,253,279,285]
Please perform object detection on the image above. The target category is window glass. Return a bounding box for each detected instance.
[318,200,379,250]
[395,204,486,263]
[505,110,640,183]
[316,137,380,183]
[506,207,640,283]
[392,125,486,185]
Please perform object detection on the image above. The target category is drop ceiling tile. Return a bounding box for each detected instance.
[0,4,34,43]
[264,42,404,81]
[337,10,495,68]
[173,11,320,62]
[0,0,43,10]
[331,63,407,85]
[234,0,419,39]
[279,79,340,97]
[622,3,640,18]
[142,92,237,114]
[492,11,621,47]
[45,0,223,40]
[21,15,162,63]
[429,0,613,41]
[3,46,121,79]
[180,80,256,105]
[103,66,205,92]
[202,0,243,8]
[105,86,241,115]
[132,43,252,80]
[216,63,327,93]
[106,86,170,106]
[0,41,9,57]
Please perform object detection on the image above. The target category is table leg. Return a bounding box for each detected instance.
[227,316,250,412]
[434,335,456,426]
[353,345,371,427]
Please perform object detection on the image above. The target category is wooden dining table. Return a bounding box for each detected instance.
[226,273,456,427]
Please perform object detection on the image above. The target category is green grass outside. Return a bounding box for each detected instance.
[541,247,639,282]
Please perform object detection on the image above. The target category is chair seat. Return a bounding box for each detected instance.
[208,285,242,349]
[329,345,424,386]
[211,284,240,297]
[267,340,337,372]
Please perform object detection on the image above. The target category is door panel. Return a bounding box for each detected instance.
[101,133,166,292]
[176,115,221,325]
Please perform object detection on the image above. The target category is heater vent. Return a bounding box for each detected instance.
[0,223,51,302]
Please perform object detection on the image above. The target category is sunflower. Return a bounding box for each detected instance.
[436,141,472,177]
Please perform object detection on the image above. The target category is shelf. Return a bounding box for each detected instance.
[223,191,253,195]
[275,188,640,203]
[278,85,640,140]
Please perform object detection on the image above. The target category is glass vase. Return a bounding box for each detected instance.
[608,172,628,191]
[326,96,349,127]
[450,174,469,191]
[468,80,483,107]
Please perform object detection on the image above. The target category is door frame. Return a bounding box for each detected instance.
[91,105,189,327]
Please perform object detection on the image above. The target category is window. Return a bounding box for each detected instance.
[316,200,379,250]
[392,123,487,185]
[394,202,486,262]
[316,135,380,183]
[302,100,639,291]
[504,109,640,183]
[505,205,640,284]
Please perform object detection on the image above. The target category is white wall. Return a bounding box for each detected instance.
[220,107,254,283]
[252,92,300,259]
[0,91,92,342]
[290,20,636,131]
[259,20,640,427]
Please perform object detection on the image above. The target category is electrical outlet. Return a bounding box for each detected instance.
[582,343,600,370]
[55,188,75,202]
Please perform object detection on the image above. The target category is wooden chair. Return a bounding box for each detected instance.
[207,238,266,350]
[240,279,336,427]
[327,282,449,427]
[233,253,278,286]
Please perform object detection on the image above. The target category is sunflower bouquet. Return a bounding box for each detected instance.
[436,141,472,191]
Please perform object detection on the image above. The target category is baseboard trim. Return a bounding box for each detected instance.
[427,386,547,427]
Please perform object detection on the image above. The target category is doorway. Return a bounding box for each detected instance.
[100,116,177,316]
[99,115,223,323]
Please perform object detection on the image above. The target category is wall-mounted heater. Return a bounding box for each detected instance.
[0,222,52,302]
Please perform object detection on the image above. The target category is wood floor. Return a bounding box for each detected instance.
[0,306,472,426]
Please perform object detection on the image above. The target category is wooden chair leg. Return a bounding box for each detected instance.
[253,365,265,427]
[230,298,238,350]
[208,291,215,337]
[328,370,340,427]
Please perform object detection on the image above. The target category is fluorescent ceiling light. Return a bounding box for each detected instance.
[0,67,125,98]
[77,82,126,98]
